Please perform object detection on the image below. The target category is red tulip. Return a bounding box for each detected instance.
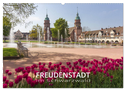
[110,75,113,79]
[23,72,28,78]
[39,78,45,84]
[30,80,35,87]
[8,72,12,75]
[120,66,123,70]
[3,76,7,81]
[5,80,9,84]
[5,70,9,73]
[9,82,14,87]
[15,78,19,84]
[3,83,7,88]
[38,62,41,65]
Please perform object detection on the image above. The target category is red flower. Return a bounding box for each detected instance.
[8,72,12,75]
[43,63,45,66]
[93,71,96,75]
[15,78,19,84]
[23,72,28,78]
[5,70,9,73]
[30,81,35,87]
[78,59,82,62]
[39,78,45,84]
[110,75,113,79]
[3,83,7,88]
[120,66,123,70]
[5,80,9,84]
[9,82,14,87]
[59,62,62,65]
[3,76,7,81]
[22,70,27,74]
[49,62,52,65]
[26,77,32,84]
[38,62,41,65]
[106,73,110,77]
[17,75,23,81]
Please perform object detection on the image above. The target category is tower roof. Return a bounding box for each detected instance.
[75,7,80,20]
[45,14,49,20]
[75,13,80,20]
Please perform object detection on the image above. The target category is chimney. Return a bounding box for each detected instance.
[101,28,103,30]
[106,28,107,29]
[114,26,116,28]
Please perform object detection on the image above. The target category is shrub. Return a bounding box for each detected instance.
[3,48,18,57]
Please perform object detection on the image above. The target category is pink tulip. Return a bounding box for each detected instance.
[43,63,45,66]
[110,75,113,79]
[93,71,96,75]
[5,80,9,84]
[27,77,32,84]
[22,70,27,74]
[78,59,82,62]
[23,72,28,78]
[38,62,41,65]
[17,75,23,81]
[15,78,19,84]
[3,83,7,88]
[8,72,12,75]
[39,78,45,84]
[49,62,52,65]
[5,70,9,73]
[9,82,14,87]
[59,62,62,65]
[3,76,7,81]
[120,66,123,70]
[30,80,35,87]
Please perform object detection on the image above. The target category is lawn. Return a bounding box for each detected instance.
[3,48,18,57]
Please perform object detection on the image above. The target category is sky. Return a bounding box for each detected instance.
[13,3,123,32]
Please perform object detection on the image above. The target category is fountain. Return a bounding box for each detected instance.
[6,28,17,48]
[61,35,63,48]
[26,35,28,41]
[47,27,50,41]
[37,27,41,43]
[74,32,77,47]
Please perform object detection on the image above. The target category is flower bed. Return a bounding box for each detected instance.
[3,57,123,88]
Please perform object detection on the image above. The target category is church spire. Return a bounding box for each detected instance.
[45,9,49,20]
[75,7,80,20]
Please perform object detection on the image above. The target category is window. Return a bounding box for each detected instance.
[111,34,114,36]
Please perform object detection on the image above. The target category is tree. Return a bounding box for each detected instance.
[82,26,91,43]
[3,3,37,27]
[51,18,69,41]
[29,24,43,40]
[3,16,11,42]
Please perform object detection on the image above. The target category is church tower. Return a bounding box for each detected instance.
[74,7,82,41]
[44,11,51,41]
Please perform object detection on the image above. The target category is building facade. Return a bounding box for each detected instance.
[14,30,30,40]
[79,26,123,43]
